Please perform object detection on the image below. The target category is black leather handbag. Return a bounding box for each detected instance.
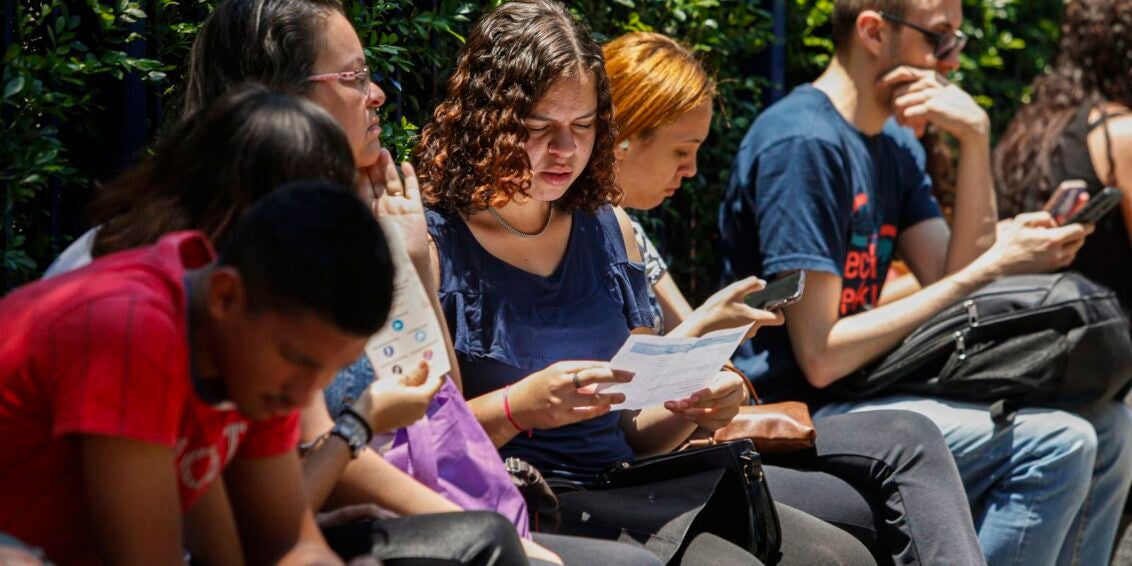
[540,439,782,565]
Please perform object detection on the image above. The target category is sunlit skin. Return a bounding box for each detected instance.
[187,266,368,421]
[520,71,599,204]
[467,70,598,248]
[306,11,387,169]
[615,101,712,211]
[875,0,963,116]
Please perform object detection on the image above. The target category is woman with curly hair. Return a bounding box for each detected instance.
[995,0,1132,320]
[417,1,876,564]
[993,5,1132,563]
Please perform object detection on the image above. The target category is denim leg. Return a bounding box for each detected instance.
[818,396,1096,566]
[1056,401,1132,566]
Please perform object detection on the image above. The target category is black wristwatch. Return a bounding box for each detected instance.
[331,407,373,459]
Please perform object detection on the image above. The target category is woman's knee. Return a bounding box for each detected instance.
[775,503,876,566]
[821,409,952,467]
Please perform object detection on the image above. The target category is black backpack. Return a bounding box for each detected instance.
[832,272,1132,422]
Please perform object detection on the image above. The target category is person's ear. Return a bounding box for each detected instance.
[856,10,888,57]
[615,138,631,157]
[206,267,247,322]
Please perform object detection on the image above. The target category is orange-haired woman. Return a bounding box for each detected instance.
[605,31,985,566]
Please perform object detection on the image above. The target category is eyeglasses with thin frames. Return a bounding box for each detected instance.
[878,11,968,61]
[307,66,379,95]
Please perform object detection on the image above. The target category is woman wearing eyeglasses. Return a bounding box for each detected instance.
[42,1,667,564]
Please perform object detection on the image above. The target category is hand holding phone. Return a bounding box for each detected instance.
[1044,180,1088,224]
[744,271,806,311]
[1064,187,1123,225]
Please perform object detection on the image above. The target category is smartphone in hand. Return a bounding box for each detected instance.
[1044,180,1088,224]
[744,271,805,311]
[1064,187,1124,225]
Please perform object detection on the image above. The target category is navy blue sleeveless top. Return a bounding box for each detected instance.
[426,205,654,473]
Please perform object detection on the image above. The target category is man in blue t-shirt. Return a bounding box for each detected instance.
[720,1,1132,564]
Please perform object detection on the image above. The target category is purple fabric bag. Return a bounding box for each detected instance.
[383,377,531,538]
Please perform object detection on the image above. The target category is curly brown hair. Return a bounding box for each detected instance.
[994,0,1132,215]
[414,0,619,216]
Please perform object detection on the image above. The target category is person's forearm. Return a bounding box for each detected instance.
[424,239,463,391]
[620,407,696,457]
[468,388,521,448]
[326,450,462,515]
[301,435,353,511]
[184,479,244,566]
[426,289,463,392]
[274,515,338,566]
[944,131,997,277]
[801,260,998,386]
[653,273,693,334]
[276,542,341,566]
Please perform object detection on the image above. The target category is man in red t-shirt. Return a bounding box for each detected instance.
[0,183,395,565]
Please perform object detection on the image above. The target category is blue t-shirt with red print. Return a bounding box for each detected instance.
[719,84,941,408]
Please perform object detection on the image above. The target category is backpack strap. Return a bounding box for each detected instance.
[989,399,1017,425]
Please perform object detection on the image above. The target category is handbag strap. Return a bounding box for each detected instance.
[724,363,760,404]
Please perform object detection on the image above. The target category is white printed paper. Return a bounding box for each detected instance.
[598,323,753,410]
[363,218,451,382]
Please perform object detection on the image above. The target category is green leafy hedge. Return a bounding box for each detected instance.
[1,0,1064,298]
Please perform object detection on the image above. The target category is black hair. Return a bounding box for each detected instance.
[90,83,356,258]
[183,0,346,118]
[220,181,394,336]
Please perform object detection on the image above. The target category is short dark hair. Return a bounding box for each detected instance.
[183,0,345,118]
[832,0,908,50]
[90,84,356,258]
[220,181,394,336]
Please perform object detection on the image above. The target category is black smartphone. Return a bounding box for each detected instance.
[1064,187,1124,225]
[744,271,805,311]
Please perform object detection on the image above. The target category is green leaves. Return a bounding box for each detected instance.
[3,77,25,100]
[0,0,1070,296]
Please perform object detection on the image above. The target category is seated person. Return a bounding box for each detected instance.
[414,1,880,564]
[718,1,1132,564]
[39,83,546,566]
[994,0,1132,323]
[605,30,983,564]
[0,181,385,565]
[166,3,660,564]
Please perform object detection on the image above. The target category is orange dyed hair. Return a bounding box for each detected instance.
[603,32,715,144]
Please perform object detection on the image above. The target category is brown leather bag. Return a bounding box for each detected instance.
[683,367,817,454]
[712,402,816,453]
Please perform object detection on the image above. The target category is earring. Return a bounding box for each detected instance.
[619,139,630,151]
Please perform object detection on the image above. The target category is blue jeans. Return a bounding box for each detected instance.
[817,397,1132,566]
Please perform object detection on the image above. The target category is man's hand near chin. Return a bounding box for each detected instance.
[879,65,989,142]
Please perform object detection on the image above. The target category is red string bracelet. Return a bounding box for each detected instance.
[503,384,532,438]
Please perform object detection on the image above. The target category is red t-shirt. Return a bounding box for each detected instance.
[0,232,299,565]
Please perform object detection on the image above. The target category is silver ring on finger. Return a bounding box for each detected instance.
[572,372,582,390]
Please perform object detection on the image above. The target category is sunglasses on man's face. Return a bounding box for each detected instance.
[878,11,968,61]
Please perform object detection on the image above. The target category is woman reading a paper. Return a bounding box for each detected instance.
[603,31,985,565]
[415,2,880,564]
